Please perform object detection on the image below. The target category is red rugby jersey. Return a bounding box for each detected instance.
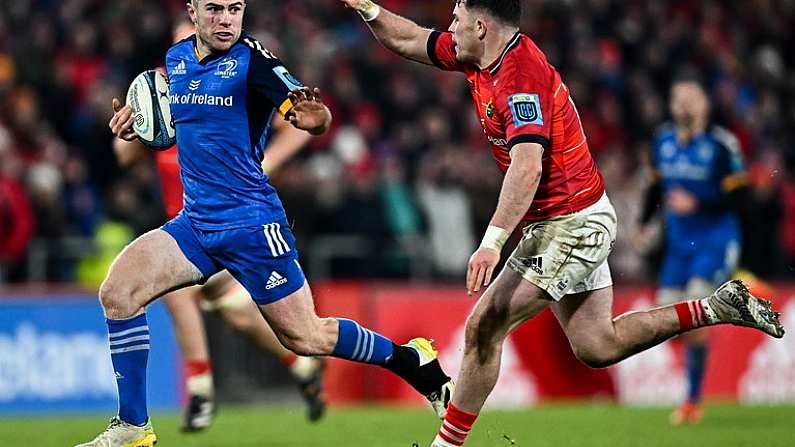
[154,146,183,219]
[428,31,605,221]
[153,64,183,220]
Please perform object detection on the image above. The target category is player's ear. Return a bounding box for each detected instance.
[476,18,487,40]
[186,1,198,25]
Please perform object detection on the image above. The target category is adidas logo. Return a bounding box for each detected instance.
[265,271,288,290]
[524,256,543,275]
[115,371,124,380]
[173,60,187,75]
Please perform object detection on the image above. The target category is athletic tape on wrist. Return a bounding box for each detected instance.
[480,225,510,252]
[357,1,381,22]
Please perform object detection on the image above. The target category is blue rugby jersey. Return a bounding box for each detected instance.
[652,124,746,251]
[165,33,304,230]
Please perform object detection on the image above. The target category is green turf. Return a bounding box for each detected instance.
[2,403,793,446]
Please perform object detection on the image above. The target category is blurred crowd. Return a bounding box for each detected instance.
[0,0,793,285]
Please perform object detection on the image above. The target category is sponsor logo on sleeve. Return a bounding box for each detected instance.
[508,93,543,128]
[272,66,304,90]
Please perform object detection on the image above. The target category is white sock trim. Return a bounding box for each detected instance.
[186,372,214,397]
[431,435,459,447]
[290,356,316,382]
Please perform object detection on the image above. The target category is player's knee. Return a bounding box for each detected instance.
[98,278,138,319]
[463,313,482,350]
[571,336,621,369]
[464,305,507,352]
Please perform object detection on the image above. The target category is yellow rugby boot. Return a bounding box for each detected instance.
[404,338,455,419]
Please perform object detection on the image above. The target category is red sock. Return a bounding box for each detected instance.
[432,403,478,447]
[185,360,212,377]
[280,352,298,367]
[674,300,709,331]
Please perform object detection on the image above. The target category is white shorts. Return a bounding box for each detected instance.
[507,193,617,301]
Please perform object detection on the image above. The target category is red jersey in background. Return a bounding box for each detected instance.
[428,31,605,221]
[154,146,183,219]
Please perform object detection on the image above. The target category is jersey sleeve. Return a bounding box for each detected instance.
[427,31,466,72]
[244,36,305,117]
[713,127,747,192]
[494,68,554,150]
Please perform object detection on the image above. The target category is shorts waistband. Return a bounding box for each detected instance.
[569,192,612,217]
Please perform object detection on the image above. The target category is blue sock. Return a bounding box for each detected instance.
[686,344,708,403]
[332,318,394,365]
[107,313,150,426]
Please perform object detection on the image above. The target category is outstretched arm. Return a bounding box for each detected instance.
[285,87,332,136]
[340,0,434,64]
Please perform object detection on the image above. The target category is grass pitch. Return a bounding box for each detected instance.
[2,403,793,446]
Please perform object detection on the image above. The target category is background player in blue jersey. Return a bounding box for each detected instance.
[638,75,749,425]
[78,1,452,446]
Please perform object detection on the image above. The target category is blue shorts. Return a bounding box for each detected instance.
[162,213,305,304]
[659,240,740,289]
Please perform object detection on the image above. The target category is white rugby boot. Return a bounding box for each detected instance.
[705,280,784,338]
[74,417,156,447]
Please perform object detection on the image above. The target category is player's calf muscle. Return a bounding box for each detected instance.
[274,317,337,356]
[570,335,623,368]
[466,309,505,347]
[464,303,512,365]
[574,308,677,367]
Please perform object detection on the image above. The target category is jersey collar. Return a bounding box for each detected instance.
[192,34,240,65]
[485,32,521,75]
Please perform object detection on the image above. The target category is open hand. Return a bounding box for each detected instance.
[287,88,329,133]
[109,97,138,141]
[466,247,500,296]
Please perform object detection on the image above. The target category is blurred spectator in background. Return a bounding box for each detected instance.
[0,124,34,280]
[742,153,786,276]
[416,145,476,278]
[0,0,793,284]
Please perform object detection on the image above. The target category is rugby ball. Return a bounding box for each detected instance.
[126,70,176,150]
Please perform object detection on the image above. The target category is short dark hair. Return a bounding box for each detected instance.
[671,68,707,91]
[460,0,522,27]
